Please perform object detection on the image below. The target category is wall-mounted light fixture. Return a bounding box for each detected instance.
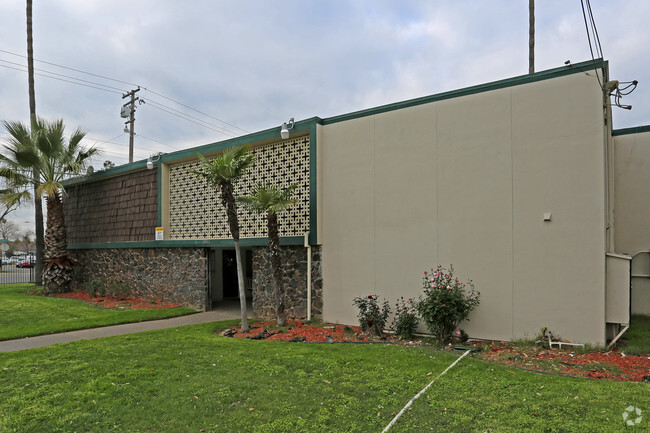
[280,118,295,140]
[147,153,163,170]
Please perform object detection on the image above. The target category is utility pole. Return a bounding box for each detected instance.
[121,87,140,163]
[529,0,535,74]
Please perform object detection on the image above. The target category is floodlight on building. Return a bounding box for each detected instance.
[147,153,163,170]
[280,118,295,140]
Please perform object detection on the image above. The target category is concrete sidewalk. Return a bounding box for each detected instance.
[0,309,244,353]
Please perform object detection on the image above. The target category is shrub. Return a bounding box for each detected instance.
[452,329,469,344]
[353,295,390,336]
[417,265,480,345]
[85,279,105,297]
[391,297,419,340]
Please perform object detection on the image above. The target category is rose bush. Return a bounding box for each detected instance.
[391,297,419,340]
[417,265,480,345]
[353,295,390,336]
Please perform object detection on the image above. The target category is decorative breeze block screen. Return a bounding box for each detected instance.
[169,136,310,239]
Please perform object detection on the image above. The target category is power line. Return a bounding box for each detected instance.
[142,88,250,134]
[0,63,124,95]
[0,58,126,93]
[143,98,241,137]
[0,48,139,88]
[580,0,604,89]
[0,48,250,134]
[137,134,178,151]
[144,102,239,137]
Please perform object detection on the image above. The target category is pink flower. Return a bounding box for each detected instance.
[446,285,451,289]
[424,271,427,274]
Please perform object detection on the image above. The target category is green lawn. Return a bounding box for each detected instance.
[622,315,650,355]
[0,321,647,433]
[0,284,198,341]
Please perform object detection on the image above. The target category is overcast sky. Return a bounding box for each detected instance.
[1,1,649,233]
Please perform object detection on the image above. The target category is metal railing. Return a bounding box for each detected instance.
[0,262,35,285]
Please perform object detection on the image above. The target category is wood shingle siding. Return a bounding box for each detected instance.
[64,169,158,243]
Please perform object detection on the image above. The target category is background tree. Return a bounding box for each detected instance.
[0,117,97,292]
[191,146,254,332]
[238,183,297,326]
[0,219,20,241]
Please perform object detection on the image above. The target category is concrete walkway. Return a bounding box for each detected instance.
[0,309,244,353]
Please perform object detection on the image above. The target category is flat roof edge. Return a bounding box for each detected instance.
[612,125,650,136]
[322,59,607,125]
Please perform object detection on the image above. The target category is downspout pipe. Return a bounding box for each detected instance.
[304,232,312,322]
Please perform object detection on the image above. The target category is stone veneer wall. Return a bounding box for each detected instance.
[252,245,322,320]
[69,248,208,310]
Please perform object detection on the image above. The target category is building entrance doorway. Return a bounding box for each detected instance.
[207,248,253,309]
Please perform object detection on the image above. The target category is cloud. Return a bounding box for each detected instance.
[0,0,649,228]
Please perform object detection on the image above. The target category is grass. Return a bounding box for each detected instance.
[621,314,650,355]
[0,321,648,432]
[0,283,198,341]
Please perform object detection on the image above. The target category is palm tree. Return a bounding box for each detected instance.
[0,117,97,293]
[26,0,44,286]
[191,146,255,332]
[238,183,297,326]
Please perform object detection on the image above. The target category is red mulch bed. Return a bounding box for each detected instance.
[473,341,650,383]
[224,321,650,383]
[47,290,182,310]
[223,320,412,344]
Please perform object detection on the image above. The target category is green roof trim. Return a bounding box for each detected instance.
[68,236,306,250]
[62,160,150,186]
[612,125,650,136]
[321,59,608,125]
[158,117,323,163]
[308,122,318,245]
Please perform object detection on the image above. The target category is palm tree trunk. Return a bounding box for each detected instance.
[26,0,36,120]
[43,192,73,293]
[529,0,535,74]
[233,239,249,331]
[267,212,285,326]
[26,0,43,286]
[220,181,249,332]
[34,188,44,286]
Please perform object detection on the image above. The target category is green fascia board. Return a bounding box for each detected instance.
[68,236,306,250]
[612,125,650,136]
[308,122,318,246]
[157,117,323,163]
[66,117,324,184]
[321,59,608,125]
[66,59,606,184]
[62,160,150,187]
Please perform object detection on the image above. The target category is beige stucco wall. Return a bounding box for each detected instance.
[319,72,607,343]
[614,130,650,315]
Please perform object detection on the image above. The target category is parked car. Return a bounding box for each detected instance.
[16,261,34,268]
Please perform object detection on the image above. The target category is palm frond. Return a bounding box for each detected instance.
[1,117,95,198]
[191,146,255,188]
[237,182,297,215]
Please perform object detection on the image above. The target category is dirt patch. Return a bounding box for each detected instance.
[46,290,182,310]
[224,321,650,383]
